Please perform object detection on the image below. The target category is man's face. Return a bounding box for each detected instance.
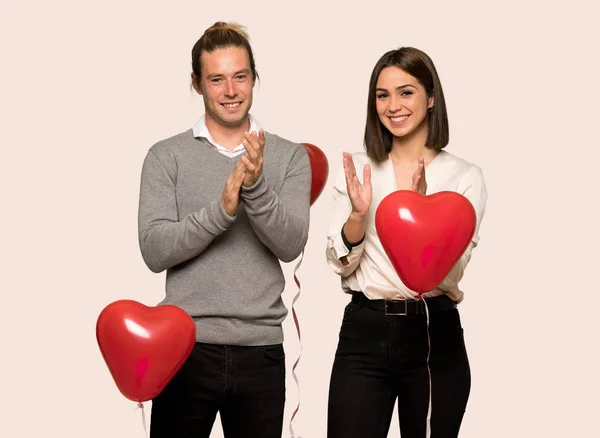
[195,46,255,129]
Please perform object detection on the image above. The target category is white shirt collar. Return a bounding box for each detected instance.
[192,114,262,157]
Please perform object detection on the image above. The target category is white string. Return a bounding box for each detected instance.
[134,402,149,438]
[289,249,304,438]
[422,298,432,438]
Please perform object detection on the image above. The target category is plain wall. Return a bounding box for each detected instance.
[1,0,598,436]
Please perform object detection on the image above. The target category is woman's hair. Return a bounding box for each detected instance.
[364,47,449,163]
[191,22,259,87]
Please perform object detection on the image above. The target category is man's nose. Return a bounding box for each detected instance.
[224,80,236,97]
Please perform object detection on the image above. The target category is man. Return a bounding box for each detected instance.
[137,21,312,438]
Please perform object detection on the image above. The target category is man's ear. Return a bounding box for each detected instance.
[191,73,202,95]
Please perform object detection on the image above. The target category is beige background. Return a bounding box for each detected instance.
[1,0,599,436]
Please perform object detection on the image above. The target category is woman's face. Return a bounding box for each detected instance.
[375,66,433,139]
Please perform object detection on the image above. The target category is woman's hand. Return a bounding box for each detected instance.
[343,152,372,217]
[410,157,427,195]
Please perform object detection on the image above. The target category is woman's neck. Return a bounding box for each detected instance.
[389,122,437,164]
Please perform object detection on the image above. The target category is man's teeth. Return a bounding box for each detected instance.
[391,115,408,122]
[223,102,241,108]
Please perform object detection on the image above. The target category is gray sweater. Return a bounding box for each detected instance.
[137,129,312,346]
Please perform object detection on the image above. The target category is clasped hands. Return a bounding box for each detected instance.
[221,129,266,217]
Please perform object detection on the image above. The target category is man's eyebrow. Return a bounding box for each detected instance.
[206,69,251,79]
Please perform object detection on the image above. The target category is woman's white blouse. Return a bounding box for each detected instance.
[325,150,488,303]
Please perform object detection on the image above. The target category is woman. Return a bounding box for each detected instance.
[326,47,488,438]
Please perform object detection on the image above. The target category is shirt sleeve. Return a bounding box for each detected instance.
[437,164,488,294]
[326,162,366,277]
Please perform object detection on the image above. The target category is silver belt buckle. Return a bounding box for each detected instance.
[385,299,408,316]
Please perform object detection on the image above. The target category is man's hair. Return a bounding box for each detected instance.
[364,47,449,163]
[191,21,259,86]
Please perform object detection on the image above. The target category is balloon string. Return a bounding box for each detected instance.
[422,297,432,438]
[135,402,149,438]
[289,249,304,438]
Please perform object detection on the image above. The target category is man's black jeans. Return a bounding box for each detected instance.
[150,342,286,438]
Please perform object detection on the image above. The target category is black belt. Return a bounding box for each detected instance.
[351,291,457,315]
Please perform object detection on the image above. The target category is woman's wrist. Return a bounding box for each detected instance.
[343,211,367,245]
[349,210,368,224]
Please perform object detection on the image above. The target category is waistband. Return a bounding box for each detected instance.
[350,291,457,316]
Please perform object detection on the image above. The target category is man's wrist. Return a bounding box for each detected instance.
[240,173,266,195]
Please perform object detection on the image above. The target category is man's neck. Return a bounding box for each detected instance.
[205,115,251,150]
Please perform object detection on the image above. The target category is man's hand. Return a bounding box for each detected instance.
[221,159,247,217]
[410,157,427,195]
[240,129,266,187]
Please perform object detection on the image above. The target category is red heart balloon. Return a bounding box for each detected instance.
[375,190,476,293]
[96,300,196,402]
[300,142,329,206]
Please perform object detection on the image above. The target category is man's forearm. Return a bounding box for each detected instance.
[240,174,310,262]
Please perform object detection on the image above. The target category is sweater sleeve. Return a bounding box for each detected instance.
[137,150,236,273]
[437,165,488,293]
[240,145,311,263]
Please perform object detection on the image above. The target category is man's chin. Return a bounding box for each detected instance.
[219,113,250,128]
